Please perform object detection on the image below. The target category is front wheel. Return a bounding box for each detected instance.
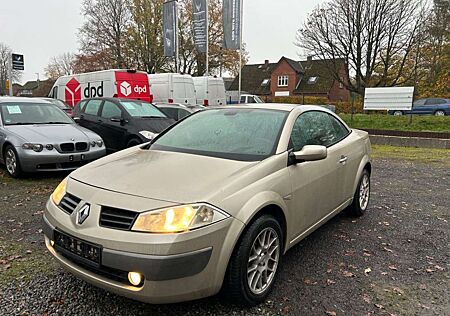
[393,111,403,116]
[4,145,22,178]
[225,215,283,306]
[346,169,370,217]
[126,138,142,148]
[434,110,445,116]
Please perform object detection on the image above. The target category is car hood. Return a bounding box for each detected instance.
[6,124,95,143]
[70,147,261,205]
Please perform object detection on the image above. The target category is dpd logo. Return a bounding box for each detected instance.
[120,81,132,96]
[65,77,81,107]
[84,82,104,98]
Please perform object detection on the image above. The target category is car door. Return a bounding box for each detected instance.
[288,111,350,238]
[79,99,103,134]
[98,100,127,151]
[410,99,426,114]
[421,99,440,115]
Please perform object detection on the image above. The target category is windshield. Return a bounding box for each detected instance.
[120,100,167,118]
[254,96,264,103]
[151,108,288,161]
[0,103,73,125]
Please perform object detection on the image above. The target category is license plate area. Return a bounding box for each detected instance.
[54,230,102,268]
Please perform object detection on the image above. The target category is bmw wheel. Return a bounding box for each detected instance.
[346,169,370,217]
[434,110,445,116]
[225,215,282,305]
[4,145,22,178]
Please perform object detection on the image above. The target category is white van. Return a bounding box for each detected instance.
[49,69,152,107]
[193,76,226,106]
[148,73,196,105]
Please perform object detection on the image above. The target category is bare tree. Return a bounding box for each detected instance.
[79,0,131,69]
[44,53,76,80]
[295,0,427,95]
[0,43,22,95]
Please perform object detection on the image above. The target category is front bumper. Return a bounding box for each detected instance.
[43,183,245,304]
[18,146,106,172]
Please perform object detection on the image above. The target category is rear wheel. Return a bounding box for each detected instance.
[393,111,403,116]
[434,110,445,116]
[346,169,370,217]
[225,215,282,306]
[4,145,22,178]
[126,138,142,148]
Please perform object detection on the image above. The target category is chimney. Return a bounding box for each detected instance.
[264,59,269,67]
[307,56,313,62]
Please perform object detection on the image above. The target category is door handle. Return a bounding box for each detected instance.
[339,156,348,164]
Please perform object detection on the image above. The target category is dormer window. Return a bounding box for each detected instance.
[261,79,270,86]
[308,76,318,84]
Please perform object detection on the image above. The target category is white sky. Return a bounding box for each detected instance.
[0,0,323,84]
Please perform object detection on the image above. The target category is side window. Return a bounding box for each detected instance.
[240,96,246,103]
[248,96,255,103]
[290,111,347,151]
[101,101,122,119]
[52,86,58,99]
[178,109,191,120]
[77,100,88,112]
[413,99,426,106]
[161,108,178,120]
[84,100,102,116]
[425,99,438,105]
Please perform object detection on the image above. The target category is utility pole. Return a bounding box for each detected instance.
[175,0,179,73]
[205,0,209,76]
[8,55,13,96]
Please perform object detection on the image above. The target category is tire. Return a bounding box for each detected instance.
[224,215,283,306]
[393,111,403,116]
[126,138,142,148]
[346,169,370,217]
[434,110,445,116]
[3,145,22,178]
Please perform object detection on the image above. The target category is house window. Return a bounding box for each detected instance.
[278,75,288,87]
[261,79,270,86]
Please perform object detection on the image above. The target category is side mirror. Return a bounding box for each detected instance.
[291,145,327,163]
[73,117,80,123]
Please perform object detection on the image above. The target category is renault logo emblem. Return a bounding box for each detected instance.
[77,204,90,225]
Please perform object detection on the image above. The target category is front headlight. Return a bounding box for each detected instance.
[131,203,229,233]
[139,131,157,140]
[51,177,68,205]
[22,143,43,152]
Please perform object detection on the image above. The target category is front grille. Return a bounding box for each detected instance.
[60,143,75,152]
[59,193,81,214]
[75,142,88,151]
[100,206,138,230]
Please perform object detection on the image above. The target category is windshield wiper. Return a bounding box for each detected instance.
[38,122,71,124]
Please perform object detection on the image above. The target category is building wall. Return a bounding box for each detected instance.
[328,65,350,102]
[270,59,297,97]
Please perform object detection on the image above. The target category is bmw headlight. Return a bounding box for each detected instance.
[22,143,44,152]
[139,131,157,140]
[131,203,229,233]
[51,177,68,205]
[96,140,103,147]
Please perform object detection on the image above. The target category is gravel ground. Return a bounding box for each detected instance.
[0,156,449,316]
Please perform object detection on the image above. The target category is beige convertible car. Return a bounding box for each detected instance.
[43,104,372,305]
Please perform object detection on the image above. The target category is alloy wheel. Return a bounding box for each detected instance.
[247,227,280,295]
[5,148,17,175]
[359,174,370,211]
[435,111,445,116]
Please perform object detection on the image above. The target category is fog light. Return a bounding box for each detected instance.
[128,272,143,286]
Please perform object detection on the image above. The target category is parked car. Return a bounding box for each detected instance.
[41,98,73,116]
[44,104,372,305]
[49,69,152,107]
[148,73,196,105]
[193,76,227,106]
[156,103,204,121]
[0,97,105,178]
[226,93,264,104]
[73,97,175,152]
[388,98,450,116]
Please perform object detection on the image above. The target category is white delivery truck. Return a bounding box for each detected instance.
[193,76,227,106]
[49,69,152,107]
[148,73,196,105]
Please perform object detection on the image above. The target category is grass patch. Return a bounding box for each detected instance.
[340,114,450,132]
[372,145,450,166]
[0,241,58,287]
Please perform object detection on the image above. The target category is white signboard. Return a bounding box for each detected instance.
[364,87,415,111]
[275,91,290,97]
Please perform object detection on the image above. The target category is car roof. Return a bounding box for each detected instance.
[0,97,53,104]
[217,103,330,113]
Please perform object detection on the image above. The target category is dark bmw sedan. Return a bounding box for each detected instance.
[73,98,175,152]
